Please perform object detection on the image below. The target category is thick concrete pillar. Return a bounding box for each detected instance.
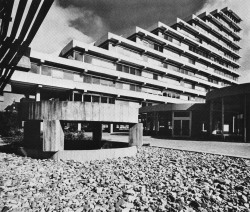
[129,123,143,147]
[43,120,64,152]
[24,121,42,149]
[92,122,102,148]
[108,124,113,133]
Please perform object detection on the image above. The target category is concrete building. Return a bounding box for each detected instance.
[2,7,243,146]
[7,7,241,108]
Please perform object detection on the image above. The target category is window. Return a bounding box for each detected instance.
[84,75,92,83]
[63,71,74,80]
[124,66,129,73]
[84,95,91,102]
[100,79,110,86]
[84,55,92,63]
[116,64,141,76]
[130,67,135,75]
[109,98,115,104]
[164,35,173,42]
[75,52,83,61]
[92,77,100,84]
[74,93,82,101]
[67,52,74,59]
[41,66,51,76]
[188,58,195,65]
[116,82,123,89]
[116,64,123,71]
[168,64,179,72]
[174,112,190,117]
[130,84,136,91]
[153,74,158,80]
[135,69,141,76]
[136,86,141,92]
[101,97,108,103]
[52,68,63,79]
[154,43,163,52]
[30,63,40,74]
[92,96,100,103]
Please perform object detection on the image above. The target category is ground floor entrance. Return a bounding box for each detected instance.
[173,119,190,137]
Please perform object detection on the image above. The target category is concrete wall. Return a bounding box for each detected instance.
[20,101,138,123]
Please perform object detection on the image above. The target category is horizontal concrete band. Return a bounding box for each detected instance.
[20,101,138,123]
[17,146,138,162]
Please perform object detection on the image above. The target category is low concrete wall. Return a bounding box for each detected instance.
[17,146,137,162]
[55,146,137,162]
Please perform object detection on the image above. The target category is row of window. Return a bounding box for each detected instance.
[116,64,141,76]
[177,25,239,55]
[141,33,238,72]
[189,45,238,68]
[73,93,115,104]
[70,40,237,84]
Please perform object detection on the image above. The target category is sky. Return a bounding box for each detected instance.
[1,0,250,110]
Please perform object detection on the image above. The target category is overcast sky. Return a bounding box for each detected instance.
[1,0,250,110]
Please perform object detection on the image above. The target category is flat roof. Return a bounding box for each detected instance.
[207,83,250,101]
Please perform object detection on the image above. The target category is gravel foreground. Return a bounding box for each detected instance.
[0,147,250,212]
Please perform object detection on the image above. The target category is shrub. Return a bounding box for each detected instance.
[64,130,87,141]
[0,112,22,137]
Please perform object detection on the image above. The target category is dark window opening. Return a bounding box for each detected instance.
[74,93,82,101]
[92,96,100,103]
[84,95,91,102]
[101,97,108,103]
[109,98,115,104]
[153,74,158,80]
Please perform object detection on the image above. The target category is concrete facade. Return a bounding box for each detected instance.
[7,7,241,108]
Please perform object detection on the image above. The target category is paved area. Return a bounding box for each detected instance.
[101,132,250,159]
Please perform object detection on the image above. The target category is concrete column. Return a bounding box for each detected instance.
[78,123,81,131]
[209,100,214,135]
[129,123,143,147]
[43,120,64,152]
[92,122,102,148]
[24,121,42,149]
[222,98,224,135]
[35,86,42,101]
[155,112,159,135]
[244,94,247,142]
[232,116,235,133]
[108,124,113,134]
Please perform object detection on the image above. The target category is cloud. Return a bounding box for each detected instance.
[30,2,93,54]
[56,0,206,39]
[196,0,250,83]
